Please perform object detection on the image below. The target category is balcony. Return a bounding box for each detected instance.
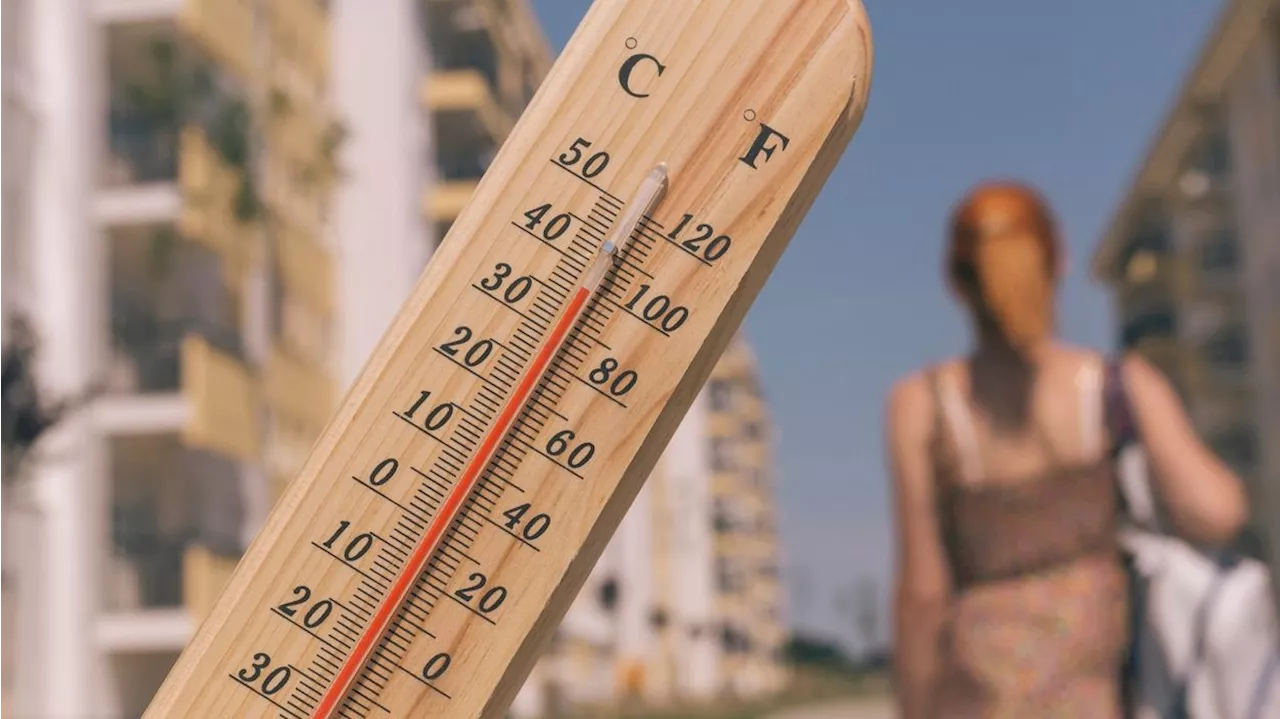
[1115,210,1173,278]
[423,69,512,145]
[1201,325,1249,369]
[1186,227,1244,302]
[1176,123,1233,202]
[423,0,502,100]
[104,433,243,615]
[1119,309,1177,350]
[103,21,188,189]
[107,224,242,395]
[707,379,734,413]
[1185,325,1252,394]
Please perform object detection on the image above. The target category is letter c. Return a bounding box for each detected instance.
[618,53,665,98]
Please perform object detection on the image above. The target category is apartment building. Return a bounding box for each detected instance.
[1091,0,1280,559]
[333,0,552,387]
[5,1,788,716]
[5,0,338,715]
[4,0,554,716]
[704,338,789,699]
[511,336,790,718]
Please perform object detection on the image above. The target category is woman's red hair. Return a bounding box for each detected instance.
[947,181,1061,354]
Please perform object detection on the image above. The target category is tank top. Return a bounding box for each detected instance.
[928,358,1131,718]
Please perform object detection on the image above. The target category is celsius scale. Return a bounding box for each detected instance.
[145,1,873,716]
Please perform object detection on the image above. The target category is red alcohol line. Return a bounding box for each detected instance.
[309,164,667,719]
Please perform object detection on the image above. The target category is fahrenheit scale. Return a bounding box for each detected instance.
[146,1,873,716]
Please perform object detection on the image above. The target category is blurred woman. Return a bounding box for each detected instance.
[883,181,1247,718]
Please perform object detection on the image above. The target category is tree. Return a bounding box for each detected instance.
[1,314,93,482]
[835,575,881,661]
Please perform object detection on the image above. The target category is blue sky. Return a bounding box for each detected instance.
[529,0,1222,651]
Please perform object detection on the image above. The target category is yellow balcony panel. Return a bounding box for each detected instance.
[266,423,314,499]
[183,544,239,624]
[277,225,334,316]
[427,180,480,222]
[182,334,261,461]
[265,344,335,429]
[281,295,331,368]
[178,126,259,274]
[423,69,513,143]
[264,97,334,180]
[707,410,736,436]
[268,0,330,88]
[179,0,254,81]
[263,157,327,242]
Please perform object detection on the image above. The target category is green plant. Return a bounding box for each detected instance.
[122,39,263,224]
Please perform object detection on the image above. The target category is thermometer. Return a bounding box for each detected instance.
[145,1,872,716]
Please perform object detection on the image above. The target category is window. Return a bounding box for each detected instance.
[1184,122,1232,179]
[1202,326,1248,368]
[107,435,244,612]
[599,577,619,611]
[1209,425,1257,474]
[710,436,735,472]
[1120,310,1176,348]
[707,379,733,412]
[716,558,744,593]
[1199,227,1239,273]
[713,499,734,533]
[720,625,751,654]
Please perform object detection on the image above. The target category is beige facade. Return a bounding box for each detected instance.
[1091,0,1280,557]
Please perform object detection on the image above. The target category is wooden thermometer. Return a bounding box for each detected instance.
[147,1,872,716]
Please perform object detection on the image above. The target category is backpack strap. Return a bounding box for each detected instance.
[1106,356,1160,529]
[1108,353,1147,717]
[1103,355,1137,458]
